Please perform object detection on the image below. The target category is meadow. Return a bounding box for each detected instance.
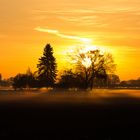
[0,89,140,139]
[0,88,140,105]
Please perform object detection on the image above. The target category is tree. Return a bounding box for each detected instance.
[57,70,83,88]
[12,74,28,90]
[70,47,116,89]
[37,44,57,87]
[12,69,38,90]
[107,74,120,87]
[25,68,38,88]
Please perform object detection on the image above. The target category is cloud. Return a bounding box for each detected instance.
[34,26,92,43]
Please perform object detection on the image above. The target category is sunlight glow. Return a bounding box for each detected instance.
[81,56,92,68]
[79,46,97,68]
[79,38,92,44]
[79,45,98,54]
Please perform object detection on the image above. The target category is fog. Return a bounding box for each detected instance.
[0,89,140,105]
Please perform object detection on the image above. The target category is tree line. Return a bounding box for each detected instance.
[120,78,140,88]
[0,44,124,90]
[12,44,57,90]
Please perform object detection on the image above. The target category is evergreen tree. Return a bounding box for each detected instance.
[37,44,57,87]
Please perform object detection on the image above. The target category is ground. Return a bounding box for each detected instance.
[0,89,140,139]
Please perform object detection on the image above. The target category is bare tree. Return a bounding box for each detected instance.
[70,47,116,89]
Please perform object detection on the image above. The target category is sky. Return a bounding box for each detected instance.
[0,0,140,80]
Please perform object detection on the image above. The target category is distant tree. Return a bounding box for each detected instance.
[127,79,140,87]
[6,77,14,87]
[57,70,83,88]
[107,74,120,87]
[12,70,38,90]
[25,68,38,88]
[70,47,116,89]
[37,44,57,87]
[120,81,128,87]
[12,74,27,90]
[93,76,107,88]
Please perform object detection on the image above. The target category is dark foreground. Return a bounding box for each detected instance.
[0,89,140,139]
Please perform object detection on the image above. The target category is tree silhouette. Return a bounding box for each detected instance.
[12,74,28,90]
[70,48,116,89]
[37,44,57,87]
[12,71,37,90]
[57,70,84,88]
[107,74,120,87]
[25,68,38,88]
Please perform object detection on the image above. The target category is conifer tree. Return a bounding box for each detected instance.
[37,44,57,87]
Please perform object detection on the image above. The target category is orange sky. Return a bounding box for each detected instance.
[0,0,140,80]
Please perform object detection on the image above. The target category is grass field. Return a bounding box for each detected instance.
[0,89,140,139]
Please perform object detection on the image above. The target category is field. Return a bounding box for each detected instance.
[0,89,140,139]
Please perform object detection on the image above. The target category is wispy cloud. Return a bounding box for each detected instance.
[34,26,92,43]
